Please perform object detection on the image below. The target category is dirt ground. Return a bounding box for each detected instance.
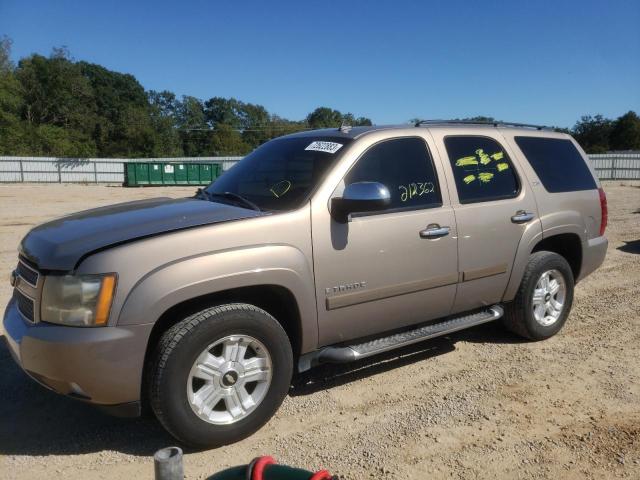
[0,182,639,480]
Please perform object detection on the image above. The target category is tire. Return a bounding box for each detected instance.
[503,251,574,340]
[149,303,293,448]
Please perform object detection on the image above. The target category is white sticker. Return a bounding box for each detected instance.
[305,141,343,154]
[164,165,174,174]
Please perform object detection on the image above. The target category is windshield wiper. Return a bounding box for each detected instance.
[195,189,261,212]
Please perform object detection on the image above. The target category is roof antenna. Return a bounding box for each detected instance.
[339,122,352,133]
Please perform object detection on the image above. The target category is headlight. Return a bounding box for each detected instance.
[41,274,117,327]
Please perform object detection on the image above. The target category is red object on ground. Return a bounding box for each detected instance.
[251,456,276,480]
[309,470,333,480]
[249,456,334,480]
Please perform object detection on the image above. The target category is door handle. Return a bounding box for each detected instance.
[511,210,535,224]
[419,224,450,239]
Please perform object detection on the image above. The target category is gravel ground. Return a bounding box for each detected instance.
[0,182,639,480]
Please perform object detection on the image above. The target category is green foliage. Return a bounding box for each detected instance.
[0,35,14,74]
[306,107,372,128]
[0,37,637,157]
[609,111,640,151]
[572,115,614,153]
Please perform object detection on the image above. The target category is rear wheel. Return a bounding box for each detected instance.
[504,251,574,340]
[149,303,293,448]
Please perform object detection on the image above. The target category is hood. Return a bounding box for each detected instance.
[19,197,265,271]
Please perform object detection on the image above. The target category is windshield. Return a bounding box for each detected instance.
[206,136,352,211]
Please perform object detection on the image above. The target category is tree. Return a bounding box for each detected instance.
[609,111,640,151]
[306,107,344,128]
[0,35,14,74]
[148,90,182,156]
[306,107,372,128]
[208,123,250,155]
[0,36,27,154]
[148,90,179,119]
[204,97,243,128]
[79,60,152,156]
[1,39,379,156]
[176,96,209,156]
[571,115,613,153]
[16,53,95,129]
[23,39,640,157]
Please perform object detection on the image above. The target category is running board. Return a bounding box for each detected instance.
[298,305,503,372]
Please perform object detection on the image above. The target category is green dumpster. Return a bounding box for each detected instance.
[135,163,150,185]
[187,164,200,184]
[161,163,175,184]
[149,163,163,184]
[200,164,213,183]
[125,163,137,185]
[175,164,188,184]
[124,162,222,186]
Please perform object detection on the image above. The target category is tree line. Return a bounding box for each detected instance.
[0,36,638,158]
[0,37,371,158]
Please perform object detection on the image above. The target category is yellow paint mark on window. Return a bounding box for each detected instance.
[476,149,491,165]
[463,174,476,184]
[456,156,479,166]
[496,162,509,172]
[491,151,504,161]
[478,172,494,183]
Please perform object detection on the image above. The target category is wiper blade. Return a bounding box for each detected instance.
[195,189,261,212]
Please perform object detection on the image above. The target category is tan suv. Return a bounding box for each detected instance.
[4,121,608,447]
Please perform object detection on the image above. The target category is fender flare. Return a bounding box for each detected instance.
[503,221,586,301]
[118,244,318,353]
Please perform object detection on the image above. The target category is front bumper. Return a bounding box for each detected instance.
[3,298,153,415]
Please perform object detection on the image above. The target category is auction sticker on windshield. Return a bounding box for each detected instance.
[305,141,343,154]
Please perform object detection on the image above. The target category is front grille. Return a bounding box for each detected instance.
[14,289,35,322]
[16,259,39,287]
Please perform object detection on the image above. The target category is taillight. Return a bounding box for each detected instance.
[598,187,607,236]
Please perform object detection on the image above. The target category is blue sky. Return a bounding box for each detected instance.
[1,0,639,128]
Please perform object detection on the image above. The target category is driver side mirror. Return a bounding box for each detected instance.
[331,181,391,223]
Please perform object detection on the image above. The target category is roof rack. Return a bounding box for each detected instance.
[414,119,552,131]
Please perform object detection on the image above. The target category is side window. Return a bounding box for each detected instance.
[345,137,442,211]
[444,136,519,204]
[514,136,597,192]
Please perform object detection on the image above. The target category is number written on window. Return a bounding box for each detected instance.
[345,137,442,211]
[399,181,435,202]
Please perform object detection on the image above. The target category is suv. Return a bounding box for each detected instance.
[4,121,608,447]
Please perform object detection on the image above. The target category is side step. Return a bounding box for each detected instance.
[298,305,503,372]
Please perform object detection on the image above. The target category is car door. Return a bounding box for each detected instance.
[430,129,541,314]
[311,134,459,347]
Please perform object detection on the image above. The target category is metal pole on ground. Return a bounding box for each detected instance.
[154,447,184,480]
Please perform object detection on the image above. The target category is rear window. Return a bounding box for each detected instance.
[514,137,596,193]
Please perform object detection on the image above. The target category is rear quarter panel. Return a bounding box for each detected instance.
[500,130,603,292]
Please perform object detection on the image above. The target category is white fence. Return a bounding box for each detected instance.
[588,153,640,180]
[0,153,638,184]
[0,156,242,183]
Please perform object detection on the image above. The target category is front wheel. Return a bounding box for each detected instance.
[503,251,575,340]
[149,303,293,448]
